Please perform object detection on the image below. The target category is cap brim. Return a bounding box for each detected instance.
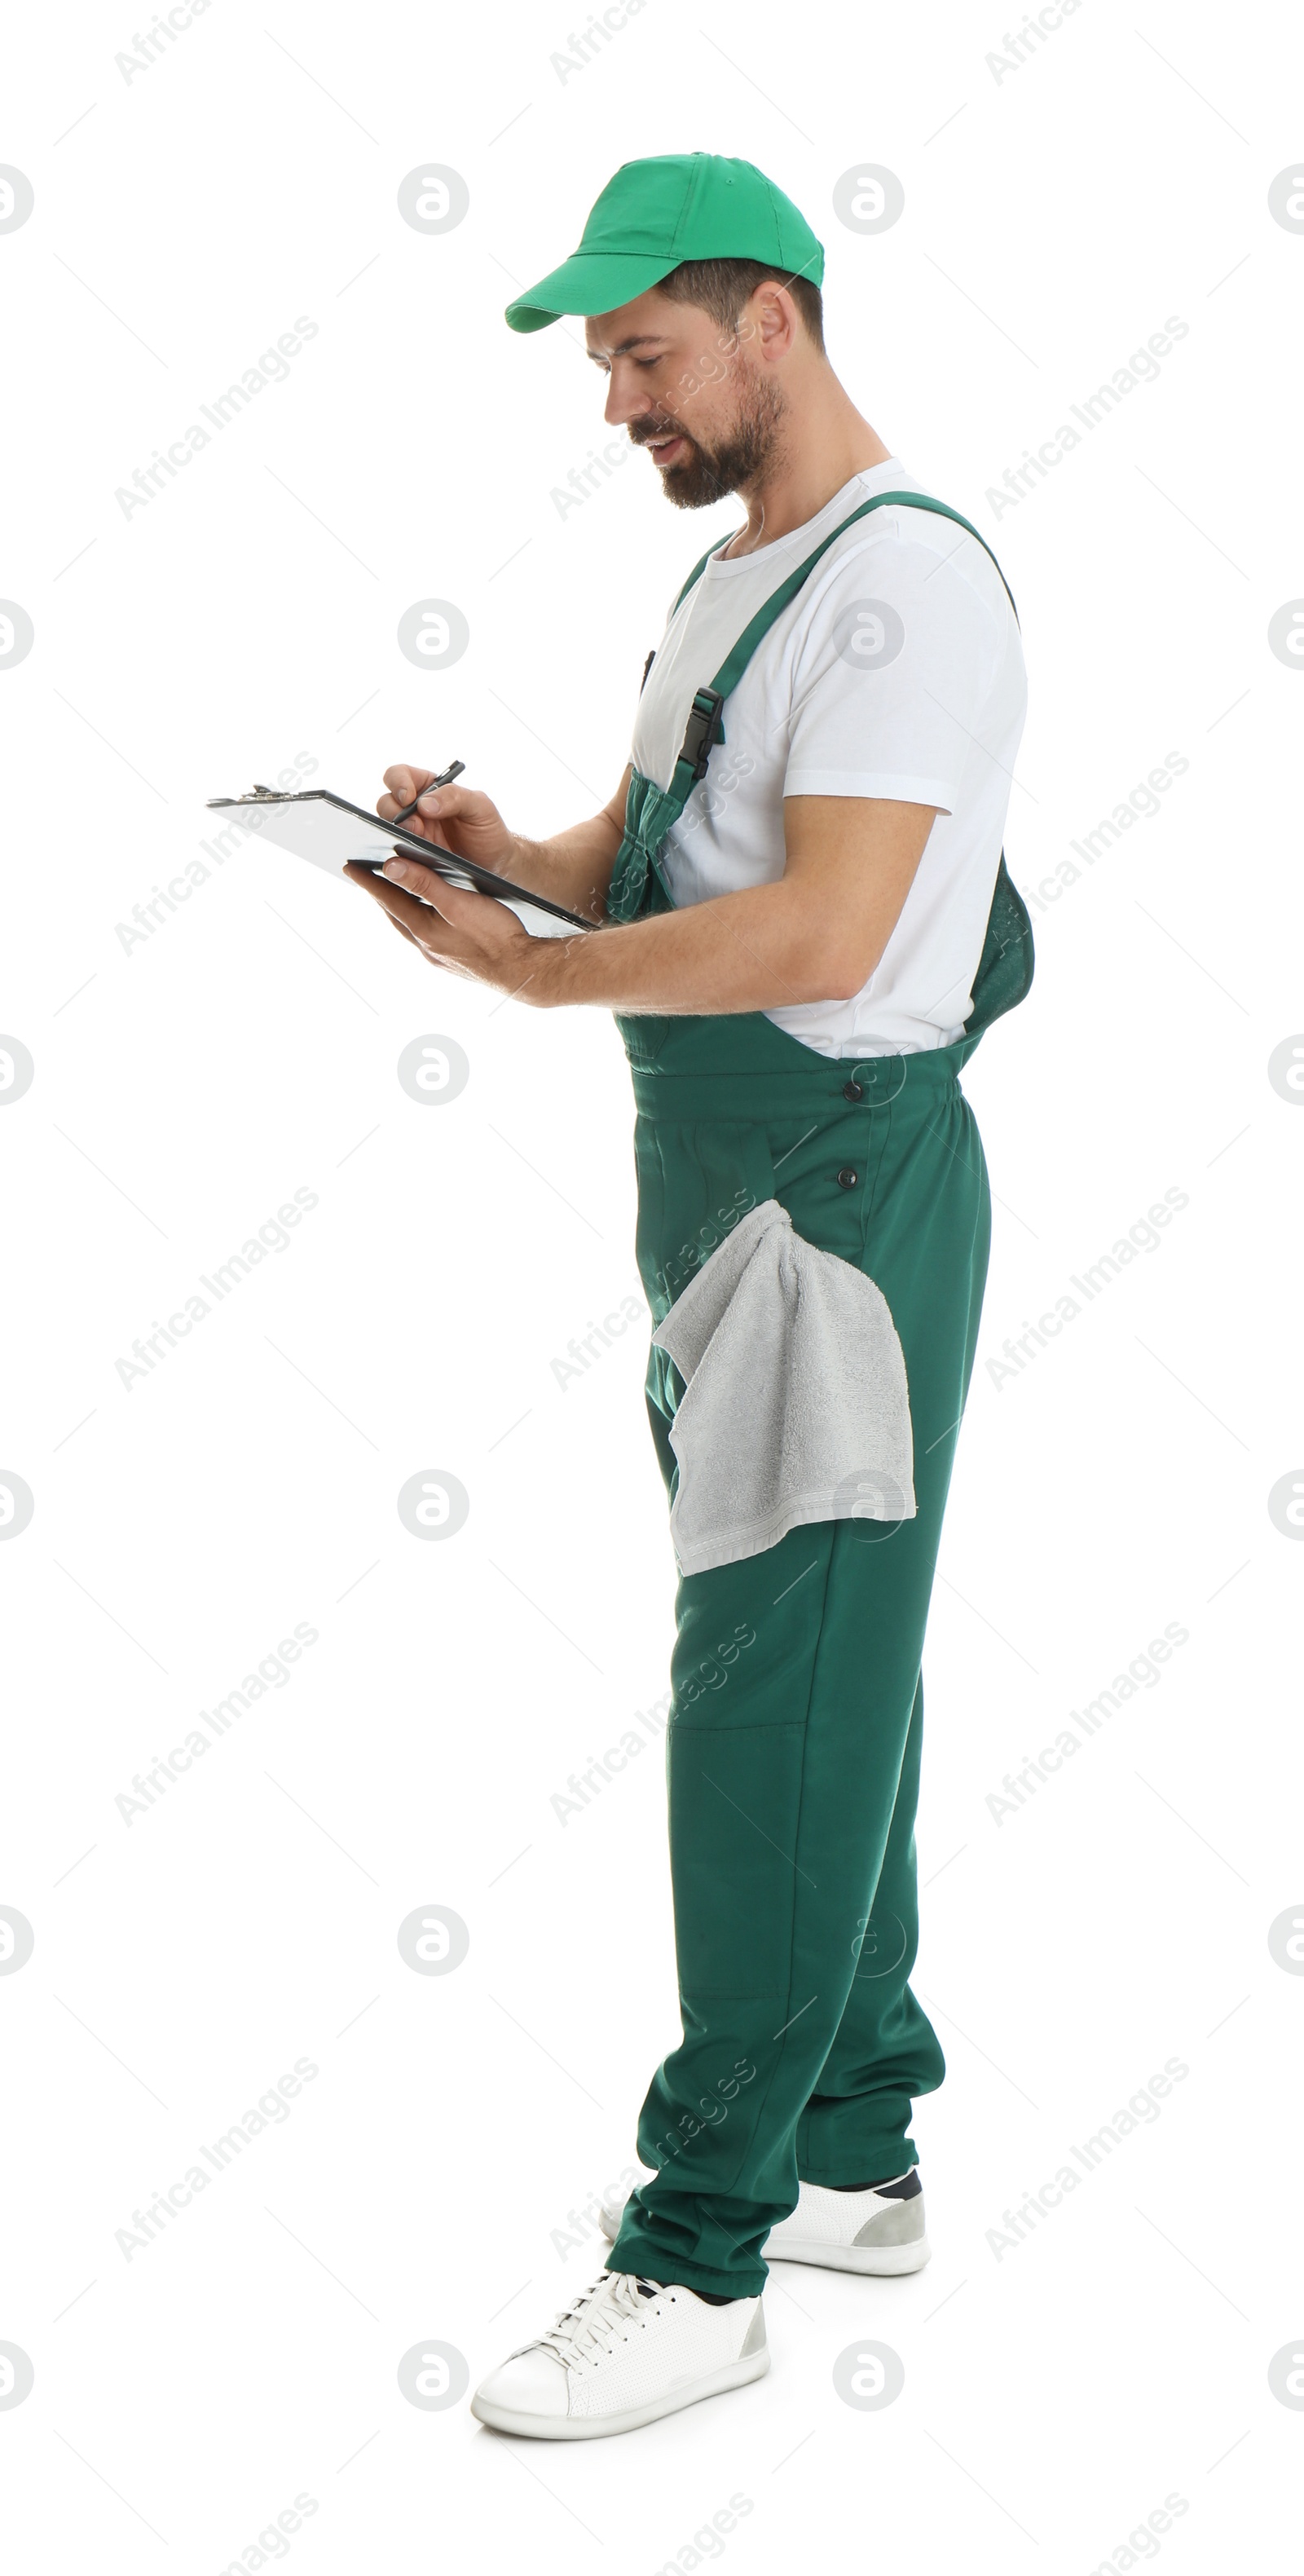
[504,251,678,333]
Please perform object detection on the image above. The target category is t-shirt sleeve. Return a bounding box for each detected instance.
[783,530,1004,811]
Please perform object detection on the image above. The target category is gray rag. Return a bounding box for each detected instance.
[651,1198,916,1577]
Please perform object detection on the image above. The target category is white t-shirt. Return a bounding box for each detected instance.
[629,458,1027,1058]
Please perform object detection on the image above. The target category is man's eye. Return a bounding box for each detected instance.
[635,357,659,371]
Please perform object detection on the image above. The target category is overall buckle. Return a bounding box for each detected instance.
[678,686,725,785]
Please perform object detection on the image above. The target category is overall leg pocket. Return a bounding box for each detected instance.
[667,1717,806,2001]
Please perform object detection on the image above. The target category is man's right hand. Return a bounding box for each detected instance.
[378,768,517,871]
[377,760,632,924]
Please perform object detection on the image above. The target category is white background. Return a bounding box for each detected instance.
[2,0,1302,2566]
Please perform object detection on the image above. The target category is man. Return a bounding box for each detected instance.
[349,152,1033,2441]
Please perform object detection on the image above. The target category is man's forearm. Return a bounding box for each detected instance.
[503,804,626,924]
[525,879,858,1014]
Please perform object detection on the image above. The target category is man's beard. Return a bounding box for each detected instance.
[632,370,787,509]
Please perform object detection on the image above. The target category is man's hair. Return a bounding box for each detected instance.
[658,258,826,355]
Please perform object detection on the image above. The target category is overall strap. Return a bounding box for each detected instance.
[711,492,1019,658]
[674,490,1017,628]
[672,539,724,612]
[607,492,1026,973]
[667,493,1018,800]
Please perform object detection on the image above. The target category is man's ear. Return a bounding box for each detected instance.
[750,283,800,362]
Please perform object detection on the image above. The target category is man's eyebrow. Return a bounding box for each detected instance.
[585,333,672,363]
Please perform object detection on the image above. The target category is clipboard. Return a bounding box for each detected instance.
[204,786,595,936]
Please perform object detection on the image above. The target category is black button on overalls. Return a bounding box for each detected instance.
[837,1167,858,1189]
[842,1079,863,1102]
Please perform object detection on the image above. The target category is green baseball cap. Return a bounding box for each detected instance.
[504,152,824,333]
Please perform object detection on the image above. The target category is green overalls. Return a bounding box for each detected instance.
[602,495,1034,2302]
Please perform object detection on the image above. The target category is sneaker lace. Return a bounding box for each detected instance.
[535,2270,661,2371]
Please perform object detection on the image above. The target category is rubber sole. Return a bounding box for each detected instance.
[469,2346,770,2440]
[766,2233,932,2276]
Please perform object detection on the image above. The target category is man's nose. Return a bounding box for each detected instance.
[603,368,654,430]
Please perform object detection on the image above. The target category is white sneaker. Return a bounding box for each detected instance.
[599,2170,930,2278]
[470,2269,768,2440]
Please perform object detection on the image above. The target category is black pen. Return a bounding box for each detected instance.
[391,759,465,830]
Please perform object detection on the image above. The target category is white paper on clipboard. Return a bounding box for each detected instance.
[205,787,593,938]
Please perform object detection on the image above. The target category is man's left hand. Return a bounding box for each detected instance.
[345,855,553,1004]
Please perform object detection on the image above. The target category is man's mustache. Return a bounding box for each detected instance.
[628,418,696,450]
